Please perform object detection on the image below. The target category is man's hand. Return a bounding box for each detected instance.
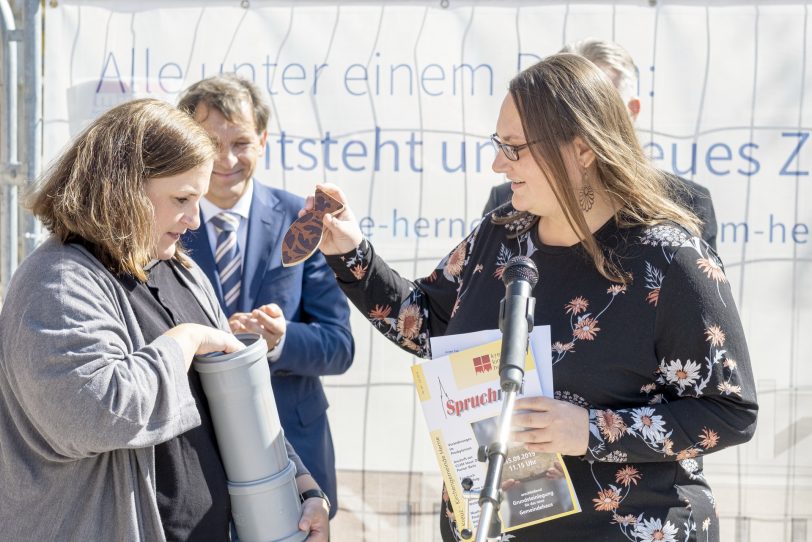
[228,303,286,353]
[299,497,330,541]
[295,474,330,541]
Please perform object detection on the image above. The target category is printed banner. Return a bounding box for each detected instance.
[43,1,812,533]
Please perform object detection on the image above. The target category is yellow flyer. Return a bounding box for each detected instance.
[412,337,580,536]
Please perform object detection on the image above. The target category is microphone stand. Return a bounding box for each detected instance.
[474,261,536,542]
[473,384,522,542]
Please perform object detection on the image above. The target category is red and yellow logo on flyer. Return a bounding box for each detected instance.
[449,339,535,389]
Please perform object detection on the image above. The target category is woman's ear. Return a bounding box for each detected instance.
[571,137,596,169]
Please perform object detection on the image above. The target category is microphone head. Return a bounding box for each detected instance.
[503,255,539,288]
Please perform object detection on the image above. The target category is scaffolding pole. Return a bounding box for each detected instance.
[0,0,20,299]
[21,0,41,257]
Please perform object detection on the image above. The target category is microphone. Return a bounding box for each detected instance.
[498,256,538,392]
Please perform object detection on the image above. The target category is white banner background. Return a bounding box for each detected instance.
[43,1,811,539]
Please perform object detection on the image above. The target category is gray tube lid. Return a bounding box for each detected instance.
[194,333,268,373]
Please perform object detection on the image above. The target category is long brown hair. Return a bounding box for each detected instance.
[27,98,215,281]
[497,53,699,282]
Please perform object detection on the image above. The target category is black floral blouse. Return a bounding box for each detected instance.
[325,205,757,542]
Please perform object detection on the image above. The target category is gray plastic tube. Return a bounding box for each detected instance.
[229,460,307,542]
[194,333,289,481]
[194,333,306,542]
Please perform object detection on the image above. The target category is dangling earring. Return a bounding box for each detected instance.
[578,165,595,212]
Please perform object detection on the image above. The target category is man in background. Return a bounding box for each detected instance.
[179,74,354,518]
[482,38,718,250]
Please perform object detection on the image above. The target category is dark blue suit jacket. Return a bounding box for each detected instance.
[182,182,354,517]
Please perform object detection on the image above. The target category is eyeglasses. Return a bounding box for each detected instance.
[490,133,536,161]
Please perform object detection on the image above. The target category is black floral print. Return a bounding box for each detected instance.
[326,209,757,542]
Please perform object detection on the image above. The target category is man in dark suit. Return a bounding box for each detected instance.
[178,75,354,518]
[482,39,718,250]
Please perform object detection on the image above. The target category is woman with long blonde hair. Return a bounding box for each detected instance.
[309,54,756,541]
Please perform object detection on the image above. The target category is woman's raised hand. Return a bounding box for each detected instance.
[301,183,363,255]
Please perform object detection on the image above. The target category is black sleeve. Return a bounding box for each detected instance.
[324,233,476,359]
[586,238,757,463]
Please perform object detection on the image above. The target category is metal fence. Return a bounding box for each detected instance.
[4,2,811,540]
[0,0,42,303]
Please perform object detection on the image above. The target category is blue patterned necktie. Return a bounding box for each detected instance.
[211,212,242,316]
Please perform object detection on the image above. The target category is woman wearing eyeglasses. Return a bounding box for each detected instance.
[306,54,757,541]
